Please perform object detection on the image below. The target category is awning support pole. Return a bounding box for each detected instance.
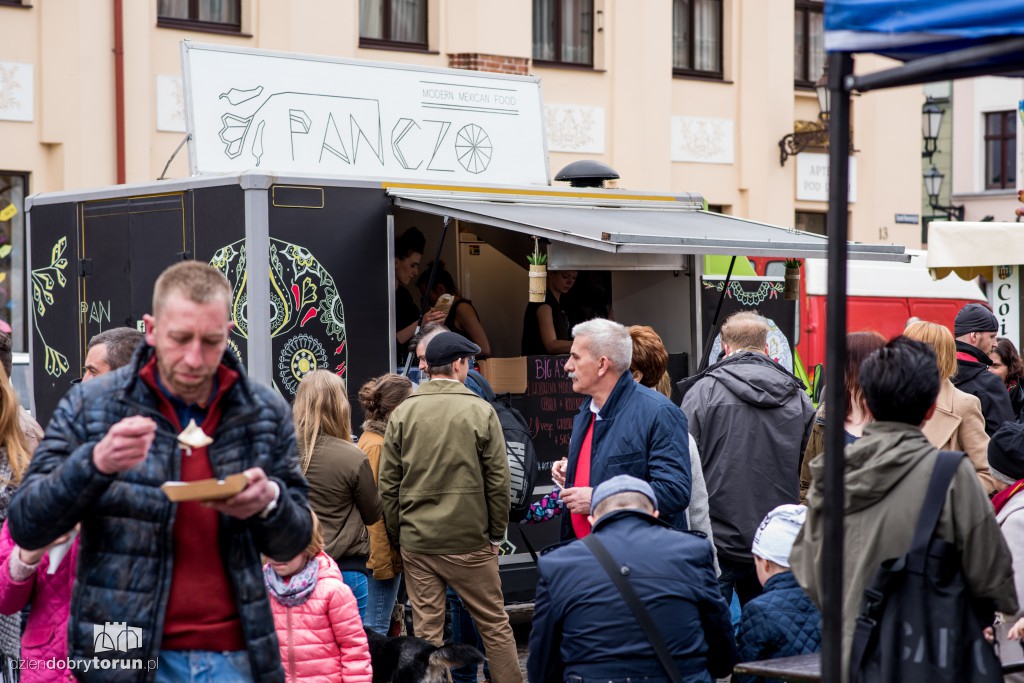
[846,36,1024,93]
[402,215,451,375]
[822,50,853,683]
[697,255,737,372]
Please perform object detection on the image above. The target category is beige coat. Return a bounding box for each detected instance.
[921,379,995,494]
[359,429,403,580]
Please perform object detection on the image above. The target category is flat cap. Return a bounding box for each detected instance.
[954,303,998,336]
[591,474,658,513]
[425,331,480,366]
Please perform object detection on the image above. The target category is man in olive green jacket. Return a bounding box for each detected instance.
[790,337,1018,683]
[379,332,522,683]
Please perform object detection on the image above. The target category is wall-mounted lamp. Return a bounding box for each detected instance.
[922,97,943,160]
[923,165,964,221]
[778,64,832,166]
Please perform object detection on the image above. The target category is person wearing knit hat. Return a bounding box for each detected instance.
[735,505,821,679]
[953,303,1014,436]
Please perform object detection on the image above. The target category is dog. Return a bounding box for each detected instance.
[365,627,485,683]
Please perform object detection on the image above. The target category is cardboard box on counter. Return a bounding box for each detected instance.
[476,356,527,394]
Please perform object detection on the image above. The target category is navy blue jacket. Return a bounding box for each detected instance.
[8,345,312,682]
[529,510,737,683]
[562,372,691,540]
[735,572,821,683]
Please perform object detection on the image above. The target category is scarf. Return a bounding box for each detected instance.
[992,478,1024,515]
[264,556,319,607]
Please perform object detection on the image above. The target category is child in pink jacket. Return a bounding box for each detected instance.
[0,520,77,682]
[265,510,372,683]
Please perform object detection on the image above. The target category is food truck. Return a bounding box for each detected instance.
[24,43,907,600]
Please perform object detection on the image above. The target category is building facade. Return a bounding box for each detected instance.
[0,0,922,349]
[949,76,1023,224]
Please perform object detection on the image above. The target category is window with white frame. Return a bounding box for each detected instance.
[984,110,1016,190]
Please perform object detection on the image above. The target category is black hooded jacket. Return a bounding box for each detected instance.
[679,352,815,562]
[953,340,1014,436]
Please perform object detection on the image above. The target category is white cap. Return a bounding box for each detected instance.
[751,504,807,568]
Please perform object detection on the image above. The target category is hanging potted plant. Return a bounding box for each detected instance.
[527,238,547,303]
[783,258,801,301]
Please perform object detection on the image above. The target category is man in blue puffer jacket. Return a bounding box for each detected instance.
[528,474,736,682]
[552,318,691,541]
[735,504,821,683]
[8,262,311,682]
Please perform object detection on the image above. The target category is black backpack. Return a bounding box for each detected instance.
[849,450,1002,683]
[468,369,538,523]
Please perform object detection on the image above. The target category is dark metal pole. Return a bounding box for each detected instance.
[698,255,737,372]
[822,50,853,683]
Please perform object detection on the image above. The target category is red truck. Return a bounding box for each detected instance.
[748,251,987,378]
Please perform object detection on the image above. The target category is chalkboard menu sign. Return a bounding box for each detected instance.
[511,355,581,464]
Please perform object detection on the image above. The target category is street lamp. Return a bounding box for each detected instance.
[922,97,943,160]
[815,65,830,121]
[778,64,835,165]
[923,164,965,220]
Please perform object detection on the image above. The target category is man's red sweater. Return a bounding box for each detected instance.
[140,359,246,652]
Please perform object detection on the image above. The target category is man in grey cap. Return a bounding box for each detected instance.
[528,474,736,683]
[953,302,1013,435]
[379,332,522,683]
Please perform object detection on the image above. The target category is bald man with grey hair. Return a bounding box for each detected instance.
[679,309,814,608]
[555,318,691,542]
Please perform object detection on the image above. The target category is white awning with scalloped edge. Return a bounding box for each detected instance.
[925,221,1024,280]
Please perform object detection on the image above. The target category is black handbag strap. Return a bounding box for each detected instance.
[582,534,684,683]
[906,450,964,572]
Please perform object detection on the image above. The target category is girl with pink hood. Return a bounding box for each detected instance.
[265,509,372,682]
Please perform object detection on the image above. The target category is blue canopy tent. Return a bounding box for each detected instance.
[818,3,1024,681]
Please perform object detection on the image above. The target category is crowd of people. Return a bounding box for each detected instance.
[0,255,1021,683]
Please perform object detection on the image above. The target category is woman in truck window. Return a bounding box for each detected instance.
[798,331,886,504]
[905,321,997,494]
[394,227,445,363]
[416,262,491,358]
[521,270,577,356]
[990,337,1024,421]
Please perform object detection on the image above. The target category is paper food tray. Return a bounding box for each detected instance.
[161,473,248,502]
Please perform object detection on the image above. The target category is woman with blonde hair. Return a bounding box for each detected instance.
[293,370,383,621]
[0,363,33,674]
[904,321,995,494]
[356,373,414,635]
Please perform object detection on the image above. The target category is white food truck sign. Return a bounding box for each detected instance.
[993,264,1020,348]
[181,42,549,184]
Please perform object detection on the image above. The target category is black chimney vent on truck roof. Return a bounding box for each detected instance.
[554,160,620,188]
